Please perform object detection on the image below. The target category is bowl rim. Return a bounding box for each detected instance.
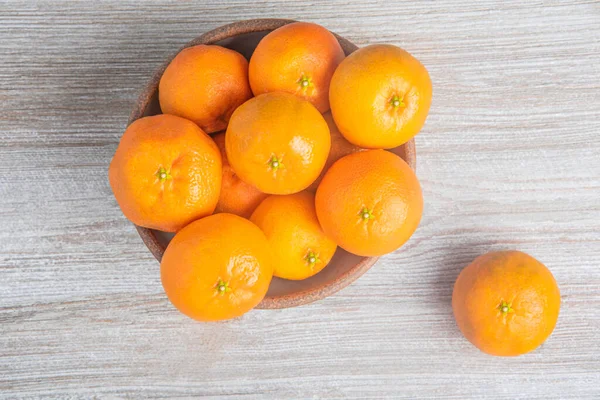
[128,18,417,309]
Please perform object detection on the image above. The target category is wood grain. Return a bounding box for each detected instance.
[1,0,599,398]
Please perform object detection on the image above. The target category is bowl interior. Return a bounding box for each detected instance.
[132,20,416,309]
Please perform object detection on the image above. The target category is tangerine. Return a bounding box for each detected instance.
[249,22,345,113]
[159,45,252,133]
[109,114,221,232]
[161,213,273,321]
[212,132,268,218]
[308,112,364,191]
[452,250,561,356]
[226,92,330,195]
[329,44,432,148]
[251,192,337,280]
[315,150,422,256]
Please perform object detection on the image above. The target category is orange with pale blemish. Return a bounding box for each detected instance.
[250,191,337,280]
[161,213,273,321]
[315,150,422,257]
[452,250,561,357]
[249,22,345,113]
[159,45,252,133]
[108,114,222,232]
[212,132,268,218]
[226,92,330,195]
[329,44,432,149]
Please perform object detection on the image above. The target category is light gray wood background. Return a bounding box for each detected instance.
[1,0,599,398]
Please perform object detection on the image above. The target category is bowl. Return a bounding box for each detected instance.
[129,18,417,309]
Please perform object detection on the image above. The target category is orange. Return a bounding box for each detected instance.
[109,114,222,232]
[158,45,252,133]
[212,132,268,218]
[226,92,331,195]
[308,112,364,191]
[161,213,273,321]
[249,22,345,113]
[329,44,432,149]
[315,150,422,256]
[452,251,561,357]
[250,192,337,280]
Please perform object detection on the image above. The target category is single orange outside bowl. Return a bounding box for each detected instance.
[130,19,417,309]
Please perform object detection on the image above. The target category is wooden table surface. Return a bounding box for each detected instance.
[1,1,599,399]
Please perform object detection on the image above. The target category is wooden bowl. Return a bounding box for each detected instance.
[129,19,416,309]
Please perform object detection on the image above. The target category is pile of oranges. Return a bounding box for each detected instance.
[110,21,432,321]
[109,21,560,357]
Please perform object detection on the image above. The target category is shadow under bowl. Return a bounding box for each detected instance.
[129,18,417,309]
